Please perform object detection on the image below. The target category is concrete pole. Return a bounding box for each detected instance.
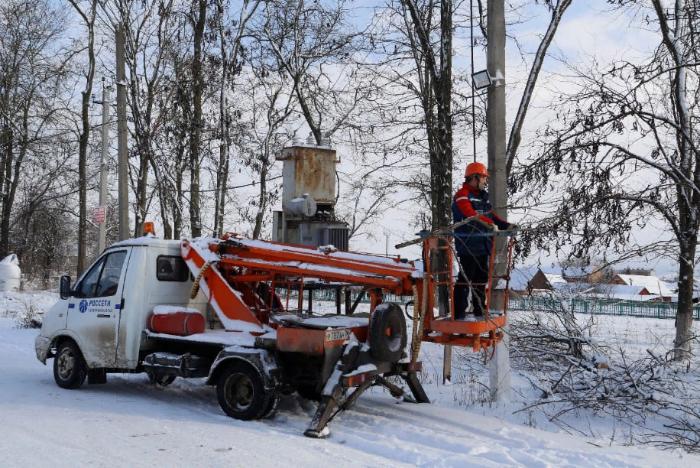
[97,79,110,252]
[486,0,511,402]
[487,1,506,218]
[116,25,129,240]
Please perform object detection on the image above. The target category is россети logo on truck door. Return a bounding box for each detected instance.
[79,299,111,314]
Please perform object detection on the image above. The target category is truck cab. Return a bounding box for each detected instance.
[35,236,207,376]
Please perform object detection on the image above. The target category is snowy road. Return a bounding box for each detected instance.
[0,317,694,467]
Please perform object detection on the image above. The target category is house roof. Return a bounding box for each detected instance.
[502,265,567,291]
[508,266,539,291]
[593,284,648,298]
[597,283,646,294]
[544,273,567,285]
[614,274,673,296]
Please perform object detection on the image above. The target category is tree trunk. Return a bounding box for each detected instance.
[71,0,96,276]
[0,126,13,258]
[77,88,90,275]
[674,237,697,360]
[214,0,229,237]
[436,0,453,317]
[173,145,184,240]
[0,121,28,260]
[189,0,206,238]
[150,157,172,239]
[252,162,269,239]
[0,200,10,259]
[134,144,150,237]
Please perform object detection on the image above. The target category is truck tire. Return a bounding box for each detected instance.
[369,303,407,362]
[216,361,271,420]
[261,391,279,419]
[53,340,87,389]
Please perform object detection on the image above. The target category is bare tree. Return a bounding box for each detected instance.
[505,0,573,176]
[68,0,98,276]
[188,0,207,238]
[512,0,699,360]
[260,0,361,144]
[212,0,261,236]
[384,0,456,314]
[245,62,295,239]
[398,0,454,233]
[102,0,176,237]
[159,21,192,240]
[0,0,67,259]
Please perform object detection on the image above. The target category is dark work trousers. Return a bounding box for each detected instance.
[454,253,489,319]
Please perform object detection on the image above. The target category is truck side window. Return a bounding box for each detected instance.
[95,251,127,296]
[75,251,127,298]
[75,257,106,298]
[157,256,188,282]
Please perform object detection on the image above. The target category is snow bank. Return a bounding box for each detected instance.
[152,305,201,315]
[1,292,698,466]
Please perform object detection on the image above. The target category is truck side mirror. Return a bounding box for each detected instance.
[59,275,72,300]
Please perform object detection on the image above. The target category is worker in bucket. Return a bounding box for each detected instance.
[452,162,516,319]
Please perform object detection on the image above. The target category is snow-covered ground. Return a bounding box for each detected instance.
[0,292,697,467]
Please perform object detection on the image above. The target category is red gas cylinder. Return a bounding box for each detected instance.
[148,307,205,336]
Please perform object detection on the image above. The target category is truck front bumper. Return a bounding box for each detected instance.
[35,335,51,365]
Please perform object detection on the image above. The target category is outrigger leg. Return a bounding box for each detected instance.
[304,342,429,438]
[304,341,361,438]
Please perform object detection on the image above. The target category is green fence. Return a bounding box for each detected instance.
[273,288,700,320]
[509,296,700,320]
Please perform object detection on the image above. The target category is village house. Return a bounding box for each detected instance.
[611,274,674,302]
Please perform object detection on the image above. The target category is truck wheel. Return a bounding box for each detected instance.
[369,303,407,362]
[217,362,270,420]
[53,341,87,389]
[261,392,279,419]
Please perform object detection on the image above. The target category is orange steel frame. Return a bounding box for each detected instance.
[415,235,515,351]
[180,233,513,351]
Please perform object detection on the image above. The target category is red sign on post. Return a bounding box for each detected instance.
[93,206,107,225]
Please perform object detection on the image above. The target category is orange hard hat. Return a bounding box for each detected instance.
[465,162,488,178]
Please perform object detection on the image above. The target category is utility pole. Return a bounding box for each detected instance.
[116,25,129,240]
[486,0,511,402]
[97,78,110,252]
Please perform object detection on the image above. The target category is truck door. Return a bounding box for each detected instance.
[66,248,131,368]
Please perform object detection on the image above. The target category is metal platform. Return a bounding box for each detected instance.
[429,314,506,335]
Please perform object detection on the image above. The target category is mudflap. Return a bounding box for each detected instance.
[304,342,429,438]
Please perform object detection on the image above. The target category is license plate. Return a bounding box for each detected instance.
[325,329,350,342]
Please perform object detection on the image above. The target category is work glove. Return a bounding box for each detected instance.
[488,223,499,232]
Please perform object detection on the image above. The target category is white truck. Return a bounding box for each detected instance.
[35,234,428,437]
[36,240,187,371]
